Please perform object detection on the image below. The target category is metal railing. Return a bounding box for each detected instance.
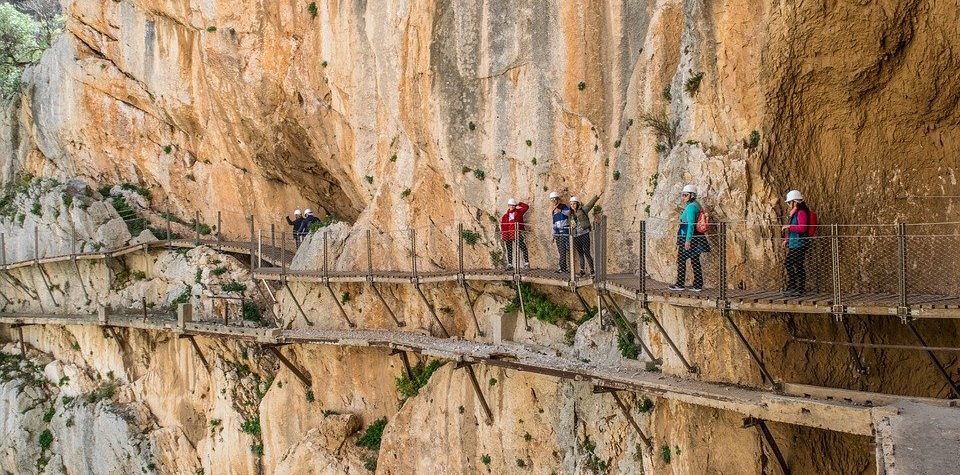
[6,210,960,316]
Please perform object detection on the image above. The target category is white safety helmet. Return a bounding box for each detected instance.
[570,196,580,203]
[785,190,804,203]
[293,209,302,216]
[304,208,313,215]
[548,191,560,199]
[507,198,518,206]
[682,184,697,195]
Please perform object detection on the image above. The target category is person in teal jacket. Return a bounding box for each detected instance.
[670,185,710,291]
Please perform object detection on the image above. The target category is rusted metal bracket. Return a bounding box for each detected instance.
[414,284,450,338]
[515,279,531,331]
[602,293,659,364]
[390,349,415,381]
[282,280,315,328]
[721,307,777,388]
[371,283,405,327]
[743,417,790,475]
[906,320,960,399]
[836,316,869,376]
[459,280,484,337]
[179,334,211,372]
[267,345,312,388]
[640,303,698,374]
[456,361,493,425]
[593,386,653,450]
[35,264,59,307]
[322,281,354,328]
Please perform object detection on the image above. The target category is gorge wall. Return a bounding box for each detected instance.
[1,0,959,473]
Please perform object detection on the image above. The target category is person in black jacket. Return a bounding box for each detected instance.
[286,209,303,247]
[299,209,319,240]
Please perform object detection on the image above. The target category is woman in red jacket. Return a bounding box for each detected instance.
[500,198,530,270]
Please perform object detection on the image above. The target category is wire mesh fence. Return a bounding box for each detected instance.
[6,208,960,309]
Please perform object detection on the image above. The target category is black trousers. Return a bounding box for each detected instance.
[555,235,570,271]
[574,233,594,273]
[675,246,703,288]
[505,234,529,266]
[785,245,809,292]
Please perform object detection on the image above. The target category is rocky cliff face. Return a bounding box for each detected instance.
[2,0,959,473]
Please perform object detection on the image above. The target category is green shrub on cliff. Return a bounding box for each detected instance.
[356,417,387,450]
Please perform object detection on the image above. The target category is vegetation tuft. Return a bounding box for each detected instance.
[684,72,704,95]
[504,283,571,325]
[640,112,679,150]
[356,417,387,451]
[460,229,481,246]
[395,360,444,399]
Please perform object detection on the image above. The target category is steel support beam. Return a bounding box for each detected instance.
[180,334,211,372]
[267,345,312,388]
[721,308,777,387]
[594,386,653,449]
[602,293,659,364]
[323,281,355,328]
[284,281,315,327]
[371,283,405,327]
[837,316,869,376]
[906,320,960,399]
[743,417,790,475]
[459,280,483,336]
[391,349,415,381]
[640,303,697,373]
[458,362,493,424]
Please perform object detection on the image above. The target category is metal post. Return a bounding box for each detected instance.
[141,297,148,322]
[195,211,201,241]
[457,224,465,276]
[257,230,263,269]
[831,224,843,319]
[513,222,520,275]
[637,222,646,295]
[568,223,575,283]
[165,208,172,248]
[1,233,6,268]
[718,222,728,304]
[897,222,909,320]
[271,224,276,252]
[366,230,373,278]
[267,346,312,388]
[34,226,39,262]
[322,231,329,279]
[216,211,222,251]
[280,232,287,275]
[410,229,418,278]
[248,215,255,269]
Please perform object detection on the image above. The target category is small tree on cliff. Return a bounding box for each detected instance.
[0,1,62,99]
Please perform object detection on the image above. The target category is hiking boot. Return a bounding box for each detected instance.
[689,287,703,293]
[522,262,530,270]
[505,264,514,271]
[668,285,685,291]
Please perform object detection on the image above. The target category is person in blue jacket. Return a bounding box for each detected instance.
[669,185,710,292]
[549,191,572,273]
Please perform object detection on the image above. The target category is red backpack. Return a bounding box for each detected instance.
[805,209,818,236]
[695,210,710,234]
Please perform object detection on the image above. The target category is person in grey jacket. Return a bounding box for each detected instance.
[569,195,600,276]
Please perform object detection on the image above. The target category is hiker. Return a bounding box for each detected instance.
[570,195,600,276]
[500,198,530,270]
[286,209,303,246]
[669,185,710,292]
[781,190,813,296]
[300,209,319,240]
[549,191,572,273]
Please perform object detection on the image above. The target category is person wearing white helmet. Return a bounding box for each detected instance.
[569,194,601,276]
[781,190,815,296]
[669,185,710,292]
[500,198,530,270]
[549,191,572,273]
[286,209,304,246]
